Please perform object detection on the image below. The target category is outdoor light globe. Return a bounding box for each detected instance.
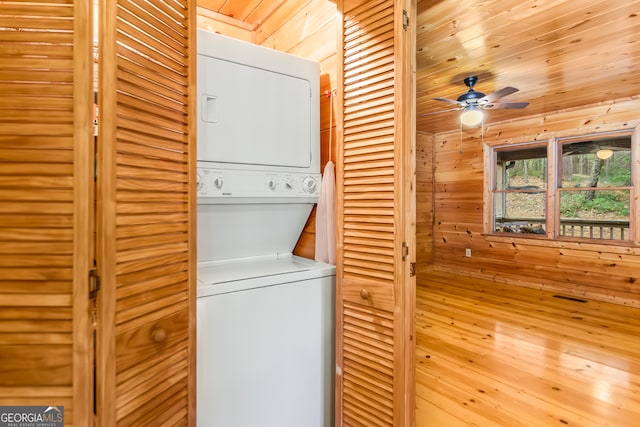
[460,107,483,127]
[596,149,613,160]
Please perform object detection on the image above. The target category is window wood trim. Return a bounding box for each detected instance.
[485,140,550,236]
[633,125,640,245]
[485,129,638,245]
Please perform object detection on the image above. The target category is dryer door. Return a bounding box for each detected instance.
[198,53,312,168]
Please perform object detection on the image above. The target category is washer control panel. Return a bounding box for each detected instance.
[197,167,321,198]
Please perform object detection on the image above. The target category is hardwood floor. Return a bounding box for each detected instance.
[416,270,640,426]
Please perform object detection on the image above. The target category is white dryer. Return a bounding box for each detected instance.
[196,30,334,427]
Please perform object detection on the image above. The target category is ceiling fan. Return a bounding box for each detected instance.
[432,76,529,127]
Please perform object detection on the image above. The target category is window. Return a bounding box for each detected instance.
[558,135,631,240]
[489,130,635,242]
[492,144,548,235]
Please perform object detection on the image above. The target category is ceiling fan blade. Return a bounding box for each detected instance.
[419,107,462,116]
[483,101,529,109]
[433,97,462,105]
[480,86,519,103]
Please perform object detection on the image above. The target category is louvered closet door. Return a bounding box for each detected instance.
[336,0,416,426]
[0,1,93,426]
[97,0,196,424]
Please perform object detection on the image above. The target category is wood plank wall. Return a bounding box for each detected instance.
[196,1,339,260]
[422,99,640,307]
[416,132,434,273]
[196,8,253,42]
[254,0,339,260]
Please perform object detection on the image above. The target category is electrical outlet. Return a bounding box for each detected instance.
[465,248,471,257]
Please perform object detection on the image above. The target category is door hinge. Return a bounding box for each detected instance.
[402,241,409,261]
[410,262,416,277]
[402,9,409,30]
[89,268,100,299]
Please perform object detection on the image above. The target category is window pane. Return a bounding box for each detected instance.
[559,189,630,240]
[496,148,547,191]
[494,192,546,234]
[561,137,631,188]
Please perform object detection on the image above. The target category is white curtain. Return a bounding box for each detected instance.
[315,160,336,264]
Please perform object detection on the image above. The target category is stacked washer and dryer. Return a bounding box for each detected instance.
[195,29,335,427]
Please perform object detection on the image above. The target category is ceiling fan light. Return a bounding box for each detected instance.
[460,106,483,127]
[596,149,613,160]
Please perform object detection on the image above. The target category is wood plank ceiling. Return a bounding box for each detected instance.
[199,0,640,134]
[416,0,640,134]
[197,0,288,28]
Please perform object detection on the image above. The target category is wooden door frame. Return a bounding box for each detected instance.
[73,0,95,424]
[398,2,417,424]
[96,0,118,422]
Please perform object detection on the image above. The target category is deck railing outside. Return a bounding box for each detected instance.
[495,217,629,240]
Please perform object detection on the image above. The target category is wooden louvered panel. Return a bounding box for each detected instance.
[117,92,188,122]
[114,43,188,84]
[337,0,415,425]
[341,0,396,310]
[0,0,93,425]
[117,232,186,251]
[117,142,187,164]
[342,302,395,426]
[98,0,195,424]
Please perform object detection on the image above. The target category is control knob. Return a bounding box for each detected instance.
[196,172,203,192]
[302,176,318,193]
[213,177,223,189]
[283,177,294,190]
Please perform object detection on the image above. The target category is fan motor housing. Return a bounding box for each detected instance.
[457,90,486,103]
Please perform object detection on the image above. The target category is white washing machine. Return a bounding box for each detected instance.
[196,30,335,427]
[197,255,335,427]
[195,168,335,427]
